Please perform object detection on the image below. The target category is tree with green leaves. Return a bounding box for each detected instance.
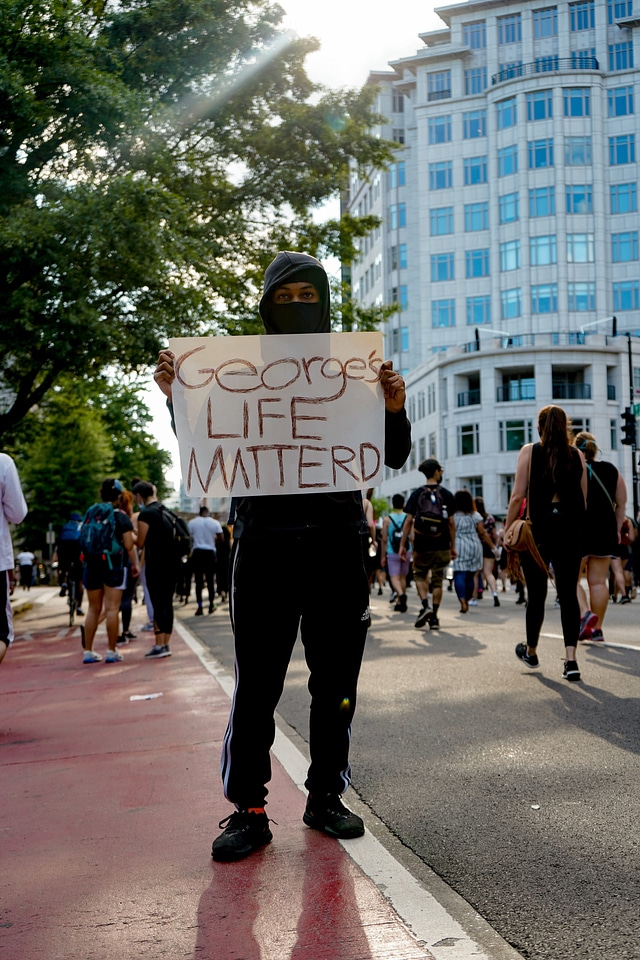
[13,376,172,551]
[0,0,393,440]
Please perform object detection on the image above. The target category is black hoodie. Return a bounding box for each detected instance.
[229,252,411,538]
[259,251,331,336]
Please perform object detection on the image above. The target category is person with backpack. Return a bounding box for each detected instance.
[381,493,412,612]
[399,459,456,631]
[80,478,140,664]
[133,481,189,659]
[56,510,84,615]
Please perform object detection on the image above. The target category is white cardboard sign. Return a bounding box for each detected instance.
[169,332,385,498]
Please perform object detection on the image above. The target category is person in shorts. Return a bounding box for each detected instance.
[81,479,139,664]
[399,459,456,631]
[381,493,412,612]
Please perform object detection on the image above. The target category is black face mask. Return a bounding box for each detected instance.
[264,302,328,335]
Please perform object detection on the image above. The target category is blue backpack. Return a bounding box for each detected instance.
[59,520,81,542]
[80,503,124,569]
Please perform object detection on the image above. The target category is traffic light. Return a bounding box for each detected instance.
[621,407,636,446]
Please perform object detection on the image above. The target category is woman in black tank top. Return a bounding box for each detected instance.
[505,405,587,682]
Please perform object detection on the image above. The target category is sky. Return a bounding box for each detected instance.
[146,1,446,492]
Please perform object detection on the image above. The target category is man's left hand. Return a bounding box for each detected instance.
[380,360,406,414]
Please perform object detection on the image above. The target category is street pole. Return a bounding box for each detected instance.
[627,333,639,519]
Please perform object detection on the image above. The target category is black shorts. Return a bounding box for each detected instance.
[83,561,127,591]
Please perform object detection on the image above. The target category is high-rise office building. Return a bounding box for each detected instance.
[348,0,640,514]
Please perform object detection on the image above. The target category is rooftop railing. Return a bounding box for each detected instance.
[491,57,598,85]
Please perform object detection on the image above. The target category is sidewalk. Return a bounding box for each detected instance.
[2,593,437,960]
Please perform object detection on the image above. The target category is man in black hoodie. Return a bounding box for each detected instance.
[154,251,411,861]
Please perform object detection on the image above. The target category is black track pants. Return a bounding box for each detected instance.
[221,533,370,808]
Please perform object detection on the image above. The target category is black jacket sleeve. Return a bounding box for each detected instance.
[384,409,412,470]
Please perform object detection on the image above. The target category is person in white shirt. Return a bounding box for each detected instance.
[188,507,223,616]
[0,454,28,663]
[16,549,36,590]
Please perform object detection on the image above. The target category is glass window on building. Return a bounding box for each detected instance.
[466,296,491,325]
[528,138,554,168]
[612,231,639,261]
[464,156,488,185]
[568,281,596,310]
[564,87,591,116]
[531,283,558,313]
[527,90,553,121]
[429,161,453,190]
[401,325,409,351]
[458,423,480,456]
[463,109,486,138]
[534,6,558,36]
[465,249,490,278]
[500,239,521,271]
[529,186,556,217]
[499,192,520,223]
[535,55,560,72]
[613,280,640,310]
[429,432,437,457]
[609,41,634,71]
[570,1,595,30]
[462,477,484,500]
[392,93,405,113]
[465,68,488,95]
[609,135,635,164]
[429,115,452,144]
[500,420,533,451]
[464,202,489,231]
[610,418,618,450]
[566,184,593,213]
[565,136,592,165]
[608,86,634,117]
[463,20,487,48]
[567,233,595,262]
[571,47,596,68]
[431,253,455,281]
[498,145,518,177]
[430,206,454,235]
[611,182,637,213]
[498,13,522,43]
[501,288,522,319]
[608,0,633,21]
[432,299,456,327]
[427,383,436,414]
[389,161,406,188]
[388,203,407,229]
[497,97,517,129]
[428,70,452,100]
[399,243,407,269]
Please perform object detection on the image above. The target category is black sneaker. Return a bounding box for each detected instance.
[195,606,204,616]
[563,660,581,682]
[515,642,539,667]
[394,594,408,612]
[414,605,431,629]
[211,810,273,862]
[303,794,364,839]
[493,594,500,607]
[428,614,440,630]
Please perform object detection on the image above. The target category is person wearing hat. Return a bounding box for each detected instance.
[398,458,457,631]
[81,479,139,664]
[153,250,411,862]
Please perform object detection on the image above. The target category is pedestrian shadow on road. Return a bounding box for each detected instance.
[194,828,379,960]
[535,673,640,757]
[367,624,487,659]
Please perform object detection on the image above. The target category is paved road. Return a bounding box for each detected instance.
[189,586,640,960]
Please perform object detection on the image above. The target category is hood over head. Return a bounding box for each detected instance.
[259,251,331,335]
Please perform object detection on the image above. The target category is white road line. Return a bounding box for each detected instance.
[174,619,522,960]
[541,631,640,651]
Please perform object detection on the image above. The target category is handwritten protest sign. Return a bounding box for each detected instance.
[169,332,385,498]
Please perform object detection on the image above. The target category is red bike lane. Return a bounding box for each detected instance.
[1,599,433,960]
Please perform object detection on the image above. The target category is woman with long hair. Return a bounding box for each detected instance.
[452,489,496,613]
[505,405,587,681]
[573,431,627,642]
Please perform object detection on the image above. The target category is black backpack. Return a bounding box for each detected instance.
[413,486,447,540]
[389,515,405,553]
[158,504,192,560]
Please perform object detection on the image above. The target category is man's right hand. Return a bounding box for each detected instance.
[153,349,176,401]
